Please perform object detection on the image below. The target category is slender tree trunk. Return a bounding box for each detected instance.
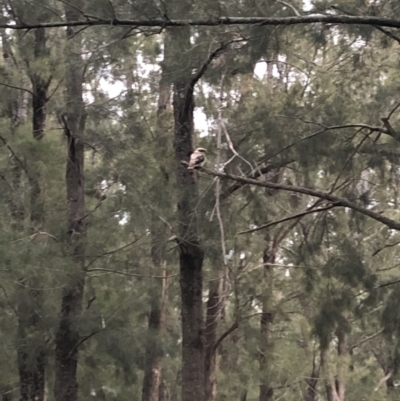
[53,2,86,401]
[142,220,167,401]
[2,27,48,401]
[1,31,28,126]
[19,27,51,401]
[321,332,348,401]
[31,28,51,141]
[321,347,335,401]
[335,331,347,401]
[141,33,172,401]
[17,296,45,401]
[204,278,223,401]
[141,274,167,401]
[1,31,25,227]
[171,26,205,401]
[305,351,320,401]
[259,246,274,401]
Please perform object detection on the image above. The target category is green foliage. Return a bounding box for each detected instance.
[2,1,400,400]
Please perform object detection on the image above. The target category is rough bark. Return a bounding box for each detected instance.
[259,247,274,401]
[53,2,86,401]
[172,27,205,401]
[30,28,51,140]
[204,278,224,401]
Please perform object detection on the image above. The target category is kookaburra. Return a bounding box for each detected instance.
[187,148,207,170]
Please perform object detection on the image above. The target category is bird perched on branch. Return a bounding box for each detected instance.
[187,148,207,170]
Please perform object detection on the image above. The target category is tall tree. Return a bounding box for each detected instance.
[142,32,172,401]
[54,1,87,400]
[171,24,206,401]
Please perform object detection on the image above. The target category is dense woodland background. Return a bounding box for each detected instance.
[3,1,400,401]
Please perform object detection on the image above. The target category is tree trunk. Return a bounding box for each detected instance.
[2,27,48,401]
[141,280,167,401]
[53,2,86,401]
[172,26,205,401]
[17,295,45,401]
[259,247,274,401]
[142,222,167,401]
[305,351,320,401]
[141,33,172,401]
[321,348,335,401]
[204,278,223,401]
[30,28,51,141]
[335,331,347,401]
[17,26,50,401]
[1,30,28,126]
[321,332,348,401]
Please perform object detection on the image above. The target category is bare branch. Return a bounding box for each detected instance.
[215,75,228,267]
[374,371,392,392]
[374,26,400,45]
[0,81,34,96]
[213,321,239,354]
[381,117,400,141]
[189,43,228,91]
[4,15,400,30]
[372,240,400,256]
[221,159,294,200]
[200,167,400,231]
[387,101,400,121]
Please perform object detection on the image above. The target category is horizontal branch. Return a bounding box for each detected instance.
[201,168,400,231]
[3,15,400,30]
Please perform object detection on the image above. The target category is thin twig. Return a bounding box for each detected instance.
[351,329,384,350]
[86,268,178,279]
[238,204,336,235]
[0,135,30,177]
[0,81,33,96]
